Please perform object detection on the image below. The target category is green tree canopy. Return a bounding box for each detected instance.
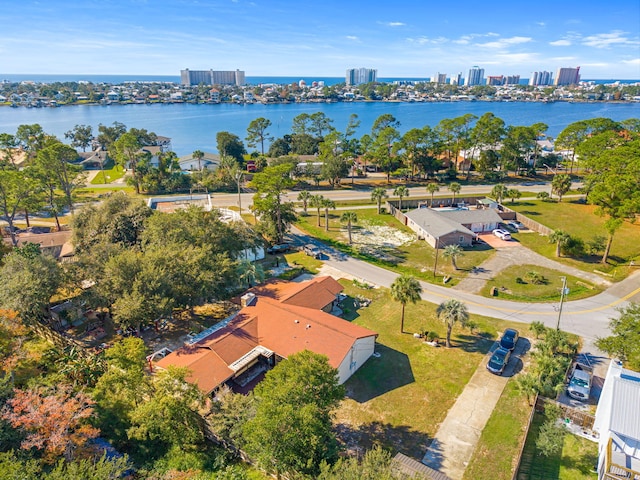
[596,303,640,371]
[390,274,422,334]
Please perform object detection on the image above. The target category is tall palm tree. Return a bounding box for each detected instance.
[340,211,358,245]
[309,194,324,227]
[393,185,409,211]
[551,174,572,202]
[436,299,469,348]
[321,198,336,232]
[549,229,570,257]
[490,183,508,204]
[237,259,264,288]
[297,190,311,215]
[371,187,389,214]
[192,149,205,171]
[448,182,461,204]
[426,183,440,207]
[390,275,422,334]
[442,244,463,270]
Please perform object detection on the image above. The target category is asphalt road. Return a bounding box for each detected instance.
[288,226,640,345]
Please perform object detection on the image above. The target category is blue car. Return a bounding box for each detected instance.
[500,328,519,351]
[487,347,511,375]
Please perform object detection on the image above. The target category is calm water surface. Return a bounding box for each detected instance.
[0,101,638,156]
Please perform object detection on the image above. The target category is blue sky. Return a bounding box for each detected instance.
[1,0,639,79]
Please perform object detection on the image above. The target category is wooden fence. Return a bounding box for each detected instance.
[511,394,539,480]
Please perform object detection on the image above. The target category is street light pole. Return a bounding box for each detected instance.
[556,276,568,330]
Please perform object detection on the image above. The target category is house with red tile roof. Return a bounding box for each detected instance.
[156,277,377,395]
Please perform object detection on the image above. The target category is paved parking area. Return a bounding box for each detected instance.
[422,337,529,480]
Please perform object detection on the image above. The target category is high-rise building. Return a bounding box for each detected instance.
[529,71,553,86]
[505,75,520,85]
[180,69,245,86]
[346,68,377,86]
[554,67,581,86]
[432,73,447,84]
[449,73,462,86]
[466,66,485,86]
[486,75,504,86]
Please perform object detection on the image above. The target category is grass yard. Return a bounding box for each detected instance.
[515,412,598,480]
[90,165,126,184]
[509,199,640,280]
[334,279,535,459]
[463,382,532,480]
[478,265,602,302]
[296,208,494,285]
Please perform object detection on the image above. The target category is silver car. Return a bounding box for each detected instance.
[567,368,591,401]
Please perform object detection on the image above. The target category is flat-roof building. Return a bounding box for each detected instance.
[554,66,581,86]
[346,68,377,86]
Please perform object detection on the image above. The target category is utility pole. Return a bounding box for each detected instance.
[556,276,568,330]
[433,237,440,277]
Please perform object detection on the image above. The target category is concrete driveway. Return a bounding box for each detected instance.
[422,337,530,479]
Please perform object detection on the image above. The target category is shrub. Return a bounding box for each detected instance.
[426,331,438,342]
[586,235,606,256]
[563,236,585,257]
[525,271,548,285]
[536,191,550,202]
[516,277,526,284]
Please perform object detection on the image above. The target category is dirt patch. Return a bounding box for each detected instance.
[344,222,415,248]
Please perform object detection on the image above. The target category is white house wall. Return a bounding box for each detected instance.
[336,335,376,384]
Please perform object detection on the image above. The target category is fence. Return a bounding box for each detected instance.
[511,394,539,480]
[500,205,554,236]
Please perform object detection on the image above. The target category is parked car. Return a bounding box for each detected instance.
[266,243,291,254]
[499,328,519,351]
[567,365,592,401]
[507,220,526,230]
[492,229,512,241]
[487,347,511,375]
[303,244,322,259]
[499,222,518,233]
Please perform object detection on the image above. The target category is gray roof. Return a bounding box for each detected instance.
[438,208,503,226]
[404,208,475,238]
[392,453,451,480]
[610,370,640,439]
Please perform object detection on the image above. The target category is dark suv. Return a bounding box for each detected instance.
[266,243,291,254]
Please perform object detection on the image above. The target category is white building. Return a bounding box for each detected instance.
[593,361,640,480]
[466,66,485,86]
[346,68,377,85]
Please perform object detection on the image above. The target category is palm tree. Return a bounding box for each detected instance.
[551,174,572,202]
[393,185,409,211]
[549,230,570,257]
[192,149,205,171]
[237,259,264,288]
[426,183,440,207]
[390,275,422,334]
[507,188,522,204]
[490,183,508,204]
[321,198,336,232]
[442,244,463,270]
[297,190,311,215]
[340,211,358,245]
[309,194,324,227]
[436,299,469,348]
[448,182,461,204]
[371,187,389,214]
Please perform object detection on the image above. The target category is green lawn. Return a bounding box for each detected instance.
[296,208,494,285]
[478,265,602,302]
[90,165,126,184]
[509,199,640,280]
[463,382,532,480]
[515,412,598,480]
[334,279,535,459]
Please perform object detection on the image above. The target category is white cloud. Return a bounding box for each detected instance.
[346,35,360,42]
[536,22,546,27]
[387,21,405,27]
[406,36,448,45]
[475,36,532,49]
[623,58,640,65]
[453,32,499,45]
[549,39,571,46]
[582,30,639,48]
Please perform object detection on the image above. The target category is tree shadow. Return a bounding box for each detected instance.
[335,420,432,460]
[450,334,494,354]
[421,437,447,472]
[520,210,541,216]
[344,344,415,403]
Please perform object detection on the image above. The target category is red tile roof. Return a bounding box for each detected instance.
[157,277,376,394]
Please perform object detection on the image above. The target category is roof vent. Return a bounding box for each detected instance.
[306,324,311,329]
[294,319,299,324]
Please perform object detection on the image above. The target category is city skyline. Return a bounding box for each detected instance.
[1,0,639,79]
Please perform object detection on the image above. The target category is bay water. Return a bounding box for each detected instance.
[0,101,638,156]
